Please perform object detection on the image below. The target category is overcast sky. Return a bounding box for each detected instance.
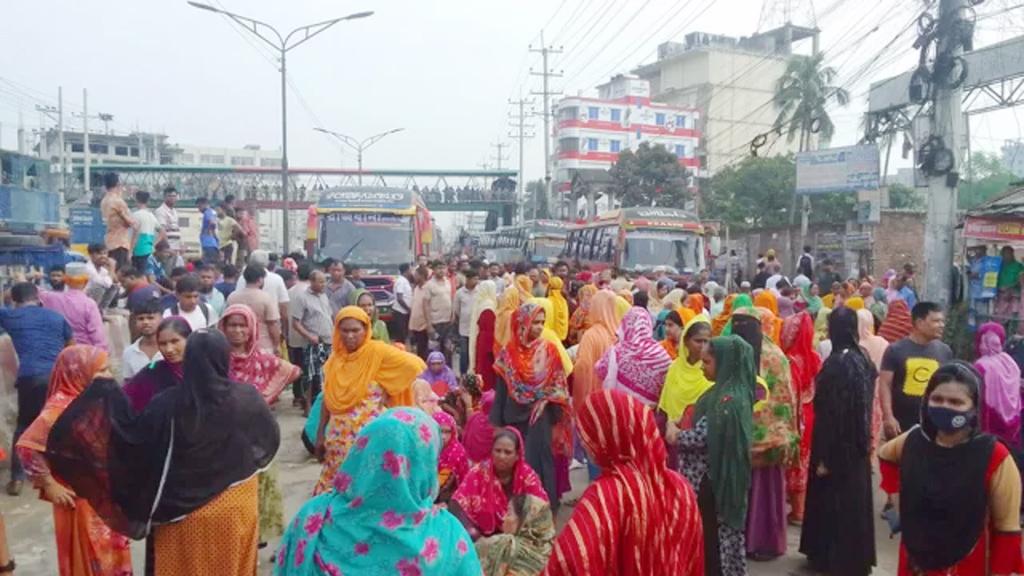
[1,0,1022,185]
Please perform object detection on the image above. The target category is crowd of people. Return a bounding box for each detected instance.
[2,203,1024,576]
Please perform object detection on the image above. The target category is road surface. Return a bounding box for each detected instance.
[4,396,899,575]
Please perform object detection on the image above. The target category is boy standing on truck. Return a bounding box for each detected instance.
[131,190,162,273]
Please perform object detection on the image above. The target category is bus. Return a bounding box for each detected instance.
[476,220,571,265]
[314,186,434,319]
[562,207,705,274]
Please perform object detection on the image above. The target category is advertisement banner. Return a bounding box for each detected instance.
[317,187,413,212]
[969,255,1002,300]
[796,144,880,195]
[963,217,1024,242]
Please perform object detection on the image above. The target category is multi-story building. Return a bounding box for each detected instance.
[554,74,701,213]
[171,143,281,168]
[633,24,819,174]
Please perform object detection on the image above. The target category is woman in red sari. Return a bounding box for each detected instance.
[470,280,499,391]
[780,311,821,525]
[15,346,132,576]
[542,389,703,576]
[451,427,548,539]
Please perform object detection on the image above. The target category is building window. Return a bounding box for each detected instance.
[675,114,687,128]
[231,156,255,166]
[610,108,621,122]
[587,106,599,120]
[559,106,579,121]
[130,147,140,157]
[675,144,686,158]
[114,146,129,156]
[89,143,108,154]
[70,143,84,153]
[610,140,621,153]
[181,154,194,163]
[559,138,580,153]
[200,154,225,164]
[655,113,666,126]
[587,138,599,152]
[260,158,281,167]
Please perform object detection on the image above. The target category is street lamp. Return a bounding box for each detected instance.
[314,127,405,185]
[187,2,373,253]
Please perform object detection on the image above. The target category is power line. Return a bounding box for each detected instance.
[529,34,564,218]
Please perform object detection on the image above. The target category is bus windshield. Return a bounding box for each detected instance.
[319,212,413,273]
[622,231,701,274]
[531,238,564,262]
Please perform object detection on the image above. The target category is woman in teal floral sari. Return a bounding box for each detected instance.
[275,407,481,575]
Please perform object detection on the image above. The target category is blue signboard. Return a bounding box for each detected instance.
[970,255,1002,300]
[317,187,413,211]
[70,207,106,245]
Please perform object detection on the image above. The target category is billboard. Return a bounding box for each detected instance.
[796,144,880,195]
[316,187,414,212]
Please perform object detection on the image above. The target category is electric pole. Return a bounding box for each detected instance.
[529,32,562,218]
[34,86,66,199]
[82,89,89,196]
[490,141,509,170]
[508,97,535,223]
[921,0,968,307]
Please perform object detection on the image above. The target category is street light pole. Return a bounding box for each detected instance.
[314,127,404,186]
[187,2,373,253]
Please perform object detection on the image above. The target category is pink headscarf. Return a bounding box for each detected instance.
[974,322,1022,448]
[463,390,496,463]
[433,411,470,484]
[594,307,672,406]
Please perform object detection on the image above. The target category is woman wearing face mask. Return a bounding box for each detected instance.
[878,362,1024,576]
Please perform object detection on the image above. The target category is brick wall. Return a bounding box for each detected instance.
[872,210,927,277]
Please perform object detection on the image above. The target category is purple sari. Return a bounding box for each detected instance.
[974,322,1022,449]
[123,360,184,412]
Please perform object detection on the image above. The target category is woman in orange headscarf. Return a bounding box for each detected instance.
[711,294,737,336]
[572,291,620,407]
[313,306,426,494]
[568,284,597,346]
[16,346,133,576]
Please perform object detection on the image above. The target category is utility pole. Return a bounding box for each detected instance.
[34,87,66,198]
[922,0,968,307]
[529,32,562,218]
[508,97,535,223]
[490,141,509,170]
[82,89,89,196]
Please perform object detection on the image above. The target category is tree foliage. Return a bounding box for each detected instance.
[524,179,549,220]
[609,142,691,209]
[887,182,925,210]
[704,155,795,229]
[773,52,850,150]
[960,151,1018,209]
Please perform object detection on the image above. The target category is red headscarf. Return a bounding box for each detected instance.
[451,427,548,536]
[463,390,496,463]
[433,411,470,485]
[878,299,913,343]
[781,311,822,405]
[218,304,300,404]
[543,390,704,576]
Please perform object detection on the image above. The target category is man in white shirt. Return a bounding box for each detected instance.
[391,263,413,345]
[85,243,116,305]
[130,190,162,274]
[153,186,181,257]
[122,298,163,380]
[237,250,290,339]
[163,273,218,331]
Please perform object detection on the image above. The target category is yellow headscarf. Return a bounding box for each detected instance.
[658,313,712,422]
[547,276,569,341]
[322,306,426,415]
[515,275,534,302]
[495,285,521,348]
[845,296,865,311]
[529,297,574,375]
[614,295,631,324]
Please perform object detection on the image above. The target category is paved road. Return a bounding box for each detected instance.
[4,397,899,575]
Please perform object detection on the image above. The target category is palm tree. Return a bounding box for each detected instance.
[773,52,850,153]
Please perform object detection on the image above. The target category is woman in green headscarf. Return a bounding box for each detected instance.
[349,288,390,343]
[475,494,554,576]
[676,335,755,576]
[803,283,824,317]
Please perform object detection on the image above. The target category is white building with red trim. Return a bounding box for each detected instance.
[554,75,702,201]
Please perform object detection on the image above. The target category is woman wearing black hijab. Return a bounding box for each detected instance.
[875,361,1023,575]
[799,306,876,575]
[46,331,280,575]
